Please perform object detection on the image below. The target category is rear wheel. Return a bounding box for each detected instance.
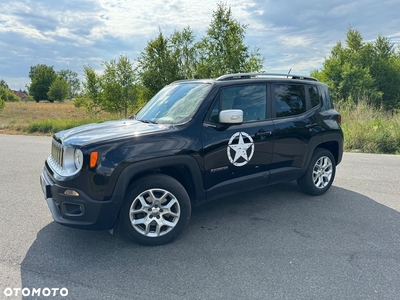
[120,174,191,246]
[297,148,336,195]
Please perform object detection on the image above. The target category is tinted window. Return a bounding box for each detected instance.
[309,85,320,108]
[274,84,306,117]
[207,85,267,123]
[318,84,334,110]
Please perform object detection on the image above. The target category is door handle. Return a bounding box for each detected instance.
[304,123,317,129]
[255,130,272,137]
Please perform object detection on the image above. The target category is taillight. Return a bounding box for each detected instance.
[337,115,342,125]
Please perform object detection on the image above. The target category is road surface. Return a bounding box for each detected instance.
[0,134,399,299]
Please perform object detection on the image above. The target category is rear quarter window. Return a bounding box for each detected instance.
[309,85,321,108]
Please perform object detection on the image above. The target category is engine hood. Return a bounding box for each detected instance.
[54,119,170,147]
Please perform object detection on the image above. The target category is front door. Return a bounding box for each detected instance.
[202,84,274,200]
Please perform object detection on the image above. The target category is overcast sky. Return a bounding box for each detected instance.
[1,0,399,91]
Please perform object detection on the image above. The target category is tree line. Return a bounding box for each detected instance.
[312,28,400,110]
[2,5,400,115]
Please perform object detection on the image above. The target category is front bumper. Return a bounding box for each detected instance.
[40,167,119,230]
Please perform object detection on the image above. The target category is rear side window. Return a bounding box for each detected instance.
[274,84,306,117]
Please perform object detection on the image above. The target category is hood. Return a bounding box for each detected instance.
[55,119,170,147]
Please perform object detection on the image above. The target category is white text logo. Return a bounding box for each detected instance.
[3,287,68,297]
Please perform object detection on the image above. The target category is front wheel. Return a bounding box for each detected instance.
[120,174,191,246]
[297,148,336,195]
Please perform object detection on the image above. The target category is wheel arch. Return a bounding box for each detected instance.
[316,141,340,165]
[301,132,343,178]
[126,164,198,205]
[109,155,206,213]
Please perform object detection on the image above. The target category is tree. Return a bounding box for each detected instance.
[0,79,9,89]
[102,55,137,118]
[77,65,103,117]
[137,3,264,99]
[0,86,20,102]
[28,64,57,102]
[58,69,81,98]
[137,29,182,99]
[368,35,400,110]
[194,3,264,78]
[311,28,400,109]
[47,76,70,102]
[170,27,197,79]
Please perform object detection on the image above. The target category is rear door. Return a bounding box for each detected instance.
[270,83,322,183]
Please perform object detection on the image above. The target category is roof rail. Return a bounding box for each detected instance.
[216,73,318,82]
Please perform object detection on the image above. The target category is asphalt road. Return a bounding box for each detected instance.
[0,134,399,300]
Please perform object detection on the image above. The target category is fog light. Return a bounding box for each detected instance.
[64,189,79,196]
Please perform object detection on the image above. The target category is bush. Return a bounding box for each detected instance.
[0,87,20,102]
[0,97,5,111]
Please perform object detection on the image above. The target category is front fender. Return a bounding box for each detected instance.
[103,155,206,213]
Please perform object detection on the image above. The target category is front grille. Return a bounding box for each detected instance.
[51,139,64,169]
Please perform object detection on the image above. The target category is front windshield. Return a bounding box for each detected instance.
[135,83,211,124]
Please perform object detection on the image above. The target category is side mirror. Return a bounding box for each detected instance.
[219,109,243,124]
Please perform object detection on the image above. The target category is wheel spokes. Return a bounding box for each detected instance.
[129,188,181,237]
[312,156,333,189]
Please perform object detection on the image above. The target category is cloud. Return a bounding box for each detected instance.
[0,0,399,90]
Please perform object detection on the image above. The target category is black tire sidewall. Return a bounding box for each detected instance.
[120,174,191,246]
[298,149,336,196]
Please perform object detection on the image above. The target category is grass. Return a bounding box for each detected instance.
[338,101,400,154]
[0,101,117,135]
[1,100,399,154]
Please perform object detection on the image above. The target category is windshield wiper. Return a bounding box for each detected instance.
[138,119,158,124]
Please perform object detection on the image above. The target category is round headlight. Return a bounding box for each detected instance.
[74,149,84,170]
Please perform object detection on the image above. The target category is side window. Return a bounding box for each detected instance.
[207,85,267,123]
[309,85,321,108]
[274,84,306,117]
[318,84,333,110]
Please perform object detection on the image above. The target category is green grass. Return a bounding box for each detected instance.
[26,118,107,133]
[0,101,117,135]
[338,101,400,154]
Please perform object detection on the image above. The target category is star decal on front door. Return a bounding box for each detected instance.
[227,132,255,167]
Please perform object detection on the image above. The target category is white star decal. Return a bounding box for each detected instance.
[227,132,254,167]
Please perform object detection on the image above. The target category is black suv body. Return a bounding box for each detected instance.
[40,73,343,245]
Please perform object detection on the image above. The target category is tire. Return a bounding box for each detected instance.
[297,148,336,196]
[120,174,191,246]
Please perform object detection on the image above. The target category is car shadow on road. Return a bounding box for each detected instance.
[20,182,400,299]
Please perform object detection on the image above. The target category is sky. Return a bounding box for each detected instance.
[0,0,399,91]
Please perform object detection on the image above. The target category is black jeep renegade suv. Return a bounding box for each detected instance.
[40,73,343,245]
